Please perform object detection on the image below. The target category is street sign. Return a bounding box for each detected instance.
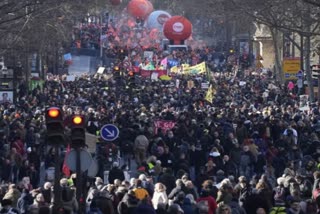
[100,124,119,141]
[66,149,93,172]
[283,58,301,80]
[87,160,98,178]
[296,70,303,78]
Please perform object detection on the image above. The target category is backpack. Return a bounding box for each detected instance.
[196,200,209,214]
[269,206,286,214]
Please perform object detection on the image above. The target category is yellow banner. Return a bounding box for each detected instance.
[185,62,206,74]
[170,62,206,74]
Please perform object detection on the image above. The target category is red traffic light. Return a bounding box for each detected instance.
[114,66,120,71]
[72,116,83,125]
[45,107,64,144]
[47,108,61,118]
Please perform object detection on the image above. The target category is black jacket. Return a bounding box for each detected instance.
[108,167,125,184]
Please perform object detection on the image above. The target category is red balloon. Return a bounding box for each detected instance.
[145,0,154,16]
[163,16,192,42]
[110,0,121,5]
[127,0,153,20]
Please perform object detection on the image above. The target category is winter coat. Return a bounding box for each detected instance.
[196,195,217,214]
[17,192,33,214]
[28,202,49,214]
[60,187,78,213]
[133,203,156,214]
[117,193,139,214]
[92,195,115,214]
[158,173,176,195]
[168,186,187,200]
[181,198,198,214]
[3,188,21,208]
[152,191,168,210]
[134,135,149,151]
[216,189,233,204]
[108,167,125,184]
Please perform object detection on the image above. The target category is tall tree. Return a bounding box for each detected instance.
[232,0,320,101]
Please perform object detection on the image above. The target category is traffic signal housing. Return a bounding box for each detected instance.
[70,115,86,148]
[128,72,136,88]
[45,107,65,144]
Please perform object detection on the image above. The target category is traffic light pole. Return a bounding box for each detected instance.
[53,144,62,213]
[76,147,84,214]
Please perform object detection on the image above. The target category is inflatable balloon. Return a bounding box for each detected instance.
[146,10,171,30]
[146,0,154,16]
[110,0,122,6]
[163,16,192,43]
[127,0,153,20]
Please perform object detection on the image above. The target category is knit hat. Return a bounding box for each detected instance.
[60,178,68,186]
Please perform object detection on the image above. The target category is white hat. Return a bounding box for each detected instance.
[95,177,103,185]
[112,162,119,168]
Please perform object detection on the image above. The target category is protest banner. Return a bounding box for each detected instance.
[154,120,176,135]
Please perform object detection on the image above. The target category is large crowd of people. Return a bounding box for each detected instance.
[0,46,318,214]
[0,9,319,214]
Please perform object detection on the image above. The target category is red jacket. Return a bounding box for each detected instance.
[196,196,217,214]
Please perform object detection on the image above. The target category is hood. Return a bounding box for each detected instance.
[183,197,192,205]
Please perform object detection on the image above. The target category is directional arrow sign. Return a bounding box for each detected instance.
[100,124,119,141]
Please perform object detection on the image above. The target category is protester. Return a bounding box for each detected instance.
[1,9,320,214]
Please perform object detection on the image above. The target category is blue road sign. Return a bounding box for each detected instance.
[285,73,290,78]
[296,70,303,78]
[100,124,119,141]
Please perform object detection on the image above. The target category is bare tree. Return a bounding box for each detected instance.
[231,0,320,101]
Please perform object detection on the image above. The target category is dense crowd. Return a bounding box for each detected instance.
[0,52,318,214]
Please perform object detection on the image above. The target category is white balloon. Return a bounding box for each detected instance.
[146,10,171,30]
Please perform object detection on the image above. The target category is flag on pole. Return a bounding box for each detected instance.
[206,64,211,82]
[62,144,71,177]
[205,84,216,103]
[160,57,168,67]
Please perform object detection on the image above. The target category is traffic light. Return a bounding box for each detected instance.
[128,72,136,88]
[113,66,120,72]
[240,54,251,69]
[118,49,127,60]
[70,115,86,148]
[45,107,65,144]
